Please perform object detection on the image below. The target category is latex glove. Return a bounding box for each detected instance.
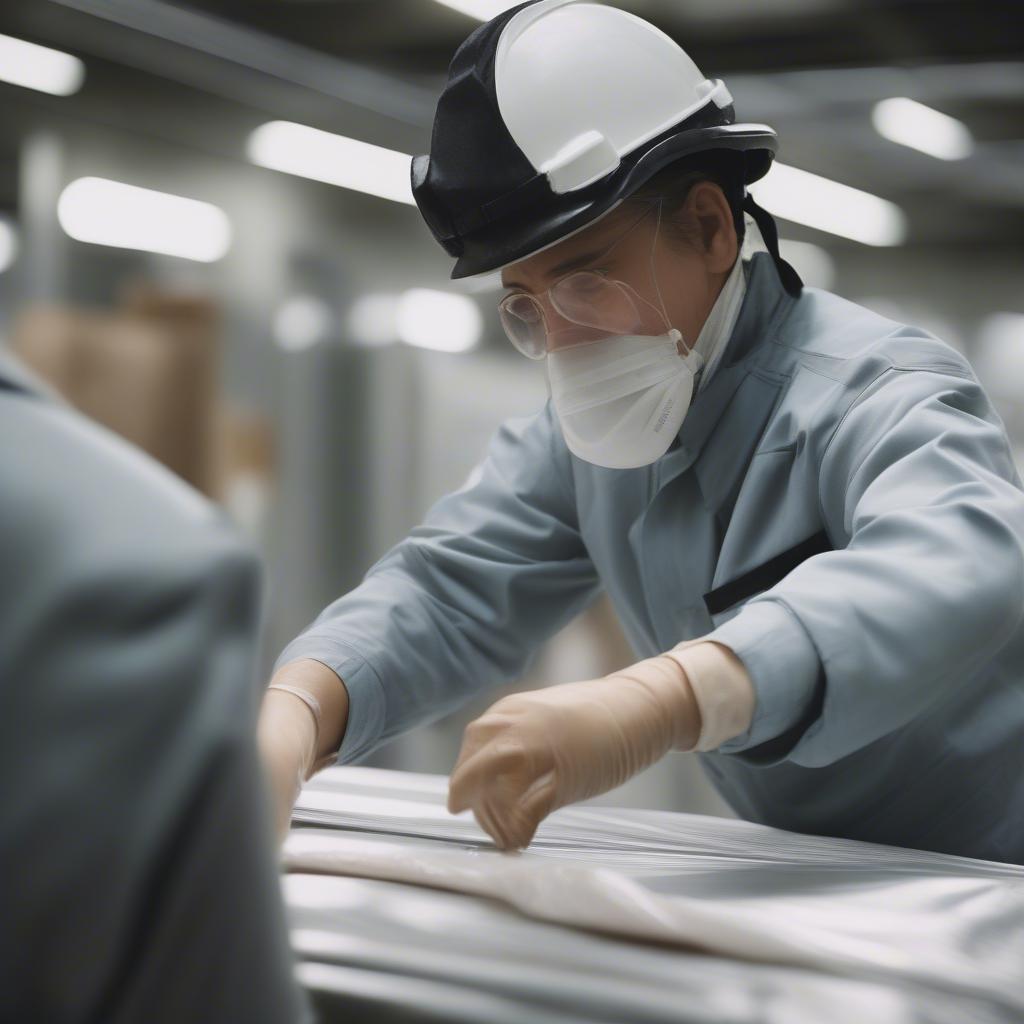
[447,655,701,850]
[257,659,350,843]
[257,688,317,842]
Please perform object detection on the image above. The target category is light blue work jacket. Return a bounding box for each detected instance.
[277,252,1024,864]
[0,349,308,1021]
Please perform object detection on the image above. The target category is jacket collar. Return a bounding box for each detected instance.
[653,251,797,494]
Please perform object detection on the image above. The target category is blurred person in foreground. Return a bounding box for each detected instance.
[261,0,1024,864]
[0,348,308,1022]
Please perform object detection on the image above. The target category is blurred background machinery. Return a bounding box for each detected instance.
[1,0,1022,815]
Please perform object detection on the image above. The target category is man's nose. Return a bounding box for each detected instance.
[539,297,609,351]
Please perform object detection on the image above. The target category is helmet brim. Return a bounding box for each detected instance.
[450,124,778,280]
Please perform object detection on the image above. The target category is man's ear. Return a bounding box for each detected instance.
[685,181,738,274]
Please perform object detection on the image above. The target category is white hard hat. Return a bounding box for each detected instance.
[412,0,785,284]
[496,0,738,195]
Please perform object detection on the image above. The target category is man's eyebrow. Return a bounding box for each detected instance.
[501,246,606,292]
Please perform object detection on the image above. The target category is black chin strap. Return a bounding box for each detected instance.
[742,192,804,297]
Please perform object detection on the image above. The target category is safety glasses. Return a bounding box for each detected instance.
[498,197,669,360]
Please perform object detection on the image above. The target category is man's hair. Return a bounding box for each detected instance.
[628,151,747,252]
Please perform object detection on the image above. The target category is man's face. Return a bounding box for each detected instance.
[499,187,734,356]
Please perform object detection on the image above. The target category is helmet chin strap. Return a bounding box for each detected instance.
[741,191,804,297]
[648,192,803,361]
[649,196,673,332]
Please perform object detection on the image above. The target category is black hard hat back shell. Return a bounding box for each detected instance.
[410,1,541,265]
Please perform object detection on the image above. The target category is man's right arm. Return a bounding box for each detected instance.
[262,401,602,823]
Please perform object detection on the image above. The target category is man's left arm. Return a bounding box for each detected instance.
[700,361,1024,767]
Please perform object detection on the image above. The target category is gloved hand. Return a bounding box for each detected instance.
[257,688,317,842]
[447,655,701,850]
[257,659,351,842]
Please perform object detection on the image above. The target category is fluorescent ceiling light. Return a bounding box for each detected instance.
[0,220,17,274]
[397,289,481,353]
[274,296,334,352]
[853,296,965,353]
[57,177,231,262]
[872,97,973,161]
[432,0,524,19]
[979,312,1024,349]
[348,293,399,348]
[751,162,907,246]
[0,33,85,96]
[975,313,1024,399]
[777,238,835,291]
[248,121,414,204]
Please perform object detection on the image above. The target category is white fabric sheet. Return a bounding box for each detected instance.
[283,766,1024,1024]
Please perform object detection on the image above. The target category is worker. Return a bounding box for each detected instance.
[0,347,309,1022]
[259,0,1024,864]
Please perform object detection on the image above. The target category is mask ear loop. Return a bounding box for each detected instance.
[541,198,690,351]
[645,196,694,365]
[649,196,670,329]
[552,198,692,356]
[577,196,681,340]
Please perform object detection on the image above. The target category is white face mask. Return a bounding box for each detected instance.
[544,252,747,470]
[547,328,703,469]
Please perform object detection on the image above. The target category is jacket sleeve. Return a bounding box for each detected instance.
[274,400,602,765]
[704,360,1024,767]
[0,389,309,1024]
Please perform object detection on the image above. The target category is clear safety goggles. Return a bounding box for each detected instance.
[497,197,673,360]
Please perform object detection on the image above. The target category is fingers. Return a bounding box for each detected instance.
[447,707,522,805]
[519,769,557,829]
[448,716,558,849]
[468,783,527,850]
[475,794,514,850]
[448,736,528,813]
[456,707,519,758]
[481,771,556,850]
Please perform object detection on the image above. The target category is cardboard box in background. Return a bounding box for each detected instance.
[11,290,220,496]
[213,402,276,549]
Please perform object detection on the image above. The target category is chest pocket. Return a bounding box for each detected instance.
[702,529,832,618]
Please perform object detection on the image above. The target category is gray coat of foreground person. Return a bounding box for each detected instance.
[0,347,309,1023]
